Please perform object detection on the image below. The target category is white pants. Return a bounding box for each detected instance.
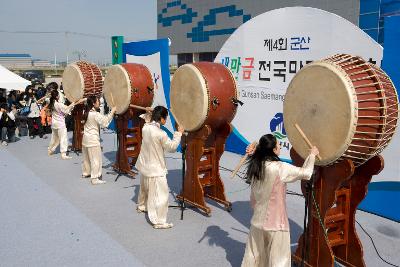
[241,226,291,267]
[82,146,102,179]
[137,174,169,225]
[48,127,68,153]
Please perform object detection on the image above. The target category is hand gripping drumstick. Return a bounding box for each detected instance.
[130,104,153,112]
[231,154,248,178]
[294,123,322,161]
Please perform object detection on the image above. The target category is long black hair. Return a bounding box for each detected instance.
[81,95,98,125]
[151,106,168,122]
[48,89,59,112]
[246,134,281,183]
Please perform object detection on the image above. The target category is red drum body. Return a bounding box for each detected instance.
[284,54,399,166]
[103,63,154,115]
[62,61,103,102]
[170,62,239,131]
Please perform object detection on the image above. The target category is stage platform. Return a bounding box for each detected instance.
[0,130,399,267]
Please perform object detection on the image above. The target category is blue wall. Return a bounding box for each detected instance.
[382,15,400,94]
[360,0,400,44]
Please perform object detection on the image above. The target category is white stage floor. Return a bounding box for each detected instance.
[0,130,399,267]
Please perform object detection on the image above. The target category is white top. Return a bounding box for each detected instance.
[82,109,114,147]
[51,101,74,129]
[0,111,15,121]
[26,98,41,118]
[135,121,182,177]
[58,89,66,104]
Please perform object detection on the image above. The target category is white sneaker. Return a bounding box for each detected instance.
[136,206,146,213]
[61,153,72,160]
[153,223,173,229]
[91,178,106,185]
[1,141,8,146]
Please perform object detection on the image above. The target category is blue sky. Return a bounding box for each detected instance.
[0,0,157,64]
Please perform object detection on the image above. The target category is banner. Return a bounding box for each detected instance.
[215,7,383,161]
[122,39,175,136]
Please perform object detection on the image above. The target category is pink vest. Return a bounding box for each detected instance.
[263,176,289,231]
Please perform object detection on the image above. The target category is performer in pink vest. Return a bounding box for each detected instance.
[241,134,319,267]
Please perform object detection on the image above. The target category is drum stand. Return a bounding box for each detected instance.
[290,149,384,267]
[112,108,143,180]
[70,104,84,154]
[176,123,232,216]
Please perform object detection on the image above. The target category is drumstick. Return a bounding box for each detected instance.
[231,154,248,178]
[294,123,322,161]
[110,93,115,107]
[130,104,152,112]
[74,97,87,105]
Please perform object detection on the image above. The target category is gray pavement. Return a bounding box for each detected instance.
[0,131,399,267]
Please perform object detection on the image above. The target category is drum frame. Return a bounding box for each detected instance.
[63,61,103,152]
[173,62,241,215]
[291,149,384,267]
[103,63,154,178]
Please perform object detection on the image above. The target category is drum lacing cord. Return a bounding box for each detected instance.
[310,186,334,246]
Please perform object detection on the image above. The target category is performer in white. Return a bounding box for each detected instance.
[241,134,319,267]
[136,106,184,229]
[81,96,116,185]
[47,90,84,159]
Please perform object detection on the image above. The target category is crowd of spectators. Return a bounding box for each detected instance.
[0,82,74,146]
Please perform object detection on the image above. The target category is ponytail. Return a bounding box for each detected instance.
[82,95,97,125]
[48,89,59,112]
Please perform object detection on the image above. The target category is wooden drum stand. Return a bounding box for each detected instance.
[176,123,233,216]
[112,108,144,178]
[291,149,384,267]
[71,103,84,152]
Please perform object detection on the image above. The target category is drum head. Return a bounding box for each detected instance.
[103,65,131,114]
[62,63,84,102]
[170,64,208,131]
[284,62,357,166]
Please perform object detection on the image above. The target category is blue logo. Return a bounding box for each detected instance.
[270,113,287,140]
[158,1,198,27]
[187,5,251,42]
[158,2,251,42]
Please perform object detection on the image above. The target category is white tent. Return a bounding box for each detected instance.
[0,64,31,91]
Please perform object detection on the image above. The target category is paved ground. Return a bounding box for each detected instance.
[0,131,399,267]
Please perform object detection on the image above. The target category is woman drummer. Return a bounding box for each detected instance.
[81,95,116,185]
[47,89,84,159]
[241,134,319,267]
[135,106,184,229]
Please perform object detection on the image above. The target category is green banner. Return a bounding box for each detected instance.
[111,36,124,64]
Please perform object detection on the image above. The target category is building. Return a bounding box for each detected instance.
[359,0,400,45]
[32,59,52,67]
[157,0,360,66]
[0,53,33,68]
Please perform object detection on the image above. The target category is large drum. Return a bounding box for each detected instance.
[103,63,154,114]
[170,62,239,132]
[62,61,103,102]
[284,54,399,166]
